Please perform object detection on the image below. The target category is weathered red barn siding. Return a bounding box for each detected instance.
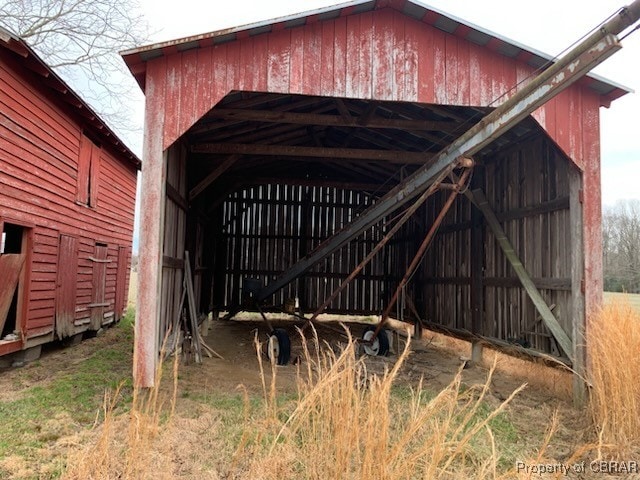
[137,7,603,319]
[145,9,598,173]
[0,46,137,353]
[125,2,623,387]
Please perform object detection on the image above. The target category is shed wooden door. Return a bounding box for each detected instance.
[56,235,78,339]
[0,254,25,335]
[90,244,108,330]
[114,246,128,320]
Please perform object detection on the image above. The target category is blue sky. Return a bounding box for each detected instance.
[130,0,640,251]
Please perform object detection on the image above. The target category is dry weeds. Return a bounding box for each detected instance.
[62,327,539,479]
[588,301,640,460]
[241,326,530,479]
[58,300,640,479]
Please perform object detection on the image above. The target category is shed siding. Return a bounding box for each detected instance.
[0,50,137,343]
[145,7,603,320]
[151,8,600,176]
[419,135,578,351]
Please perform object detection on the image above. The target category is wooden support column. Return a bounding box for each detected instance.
[569,167,587,406]
[134,60,167,388]
[211,205,227,313]
[470,167,485,336]
[472,189,573,360]
[298,190,311,311]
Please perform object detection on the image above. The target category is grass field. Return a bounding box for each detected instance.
[604,291,640,312]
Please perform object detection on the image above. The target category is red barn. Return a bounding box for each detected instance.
[123,0,635,400]
[0,27,140,364]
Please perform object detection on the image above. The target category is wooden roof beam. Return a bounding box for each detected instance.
[350,103,454,146]
[192,143,435,164]
[191,102,336,137]
[189,154,239,201]
[229,176,394,192]
[199,108,457,132]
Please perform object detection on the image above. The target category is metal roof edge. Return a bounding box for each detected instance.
[121,0,371,57]
[121,0,632,100]
[410,0,633,95]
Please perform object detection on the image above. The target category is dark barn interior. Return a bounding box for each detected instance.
[158,91,578,361]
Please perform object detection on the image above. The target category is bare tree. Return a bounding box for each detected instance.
[603,200,640,293]
[0,0,149,141]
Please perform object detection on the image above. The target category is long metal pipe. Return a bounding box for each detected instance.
[307,159,468,322]
[257,1,640,301]
[381,167,472,322]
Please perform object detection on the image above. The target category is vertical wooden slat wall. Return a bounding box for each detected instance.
[217,184,390,315]
[158,142,187,347]
[421,135,574,351]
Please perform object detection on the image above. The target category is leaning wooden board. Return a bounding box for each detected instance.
[0,254,25,334]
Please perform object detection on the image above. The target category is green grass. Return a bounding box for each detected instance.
[391,385,519,468]
[0,310,135,462]
[604,292,640,313]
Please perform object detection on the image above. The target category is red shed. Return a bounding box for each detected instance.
[0,27,140,363]
[123,1,636,400]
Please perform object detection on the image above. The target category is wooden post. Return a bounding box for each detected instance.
[569,167,587,406]
[470,166,485,335]
[471,341,483,366]
[134,60,167,388]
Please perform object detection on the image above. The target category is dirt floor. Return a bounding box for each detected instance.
[182,315,587,459]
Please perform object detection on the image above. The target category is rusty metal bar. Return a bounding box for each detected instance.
[307,159,470,322]
[257,26,629,303]
[367,167,472,343]
[385,168,471,320]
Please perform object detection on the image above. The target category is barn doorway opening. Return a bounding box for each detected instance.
[0,222,30,341]
[162,90,576,362]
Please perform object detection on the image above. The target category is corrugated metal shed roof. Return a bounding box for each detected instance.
[122,0,631,104]
[0,26,141,168]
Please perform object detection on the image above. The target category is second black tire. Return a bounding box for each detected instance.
[268,328,291,365]
[362,325,389,356]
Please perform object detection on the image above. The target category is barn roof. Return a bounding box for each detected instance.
[0,26,141,169]
[122,0,631,105]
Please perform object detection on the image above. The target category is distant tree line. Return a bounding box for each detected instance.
[603,200,640,293]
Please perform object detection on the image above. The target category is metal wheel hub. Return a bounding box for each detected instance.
[362,329,380,356]
[267,334,280,363]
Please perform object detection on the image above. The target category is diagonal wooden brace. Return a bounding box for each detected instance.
[471,189,573,360]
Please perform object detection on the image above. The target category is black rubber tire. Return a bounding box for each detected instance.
[363,325,389,356]
[270,328,291,365]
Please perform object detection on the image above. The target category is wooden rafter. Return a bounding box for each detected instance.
[191,103,336,138]
[192,143,434,164]
[189,154,239,200]
[195,108,457,132]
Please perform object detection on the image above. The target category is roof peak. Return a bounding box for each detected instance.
[121,0,630,103]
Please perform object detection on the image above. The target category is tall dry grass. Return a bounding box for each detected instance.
[62,328,538,479]
[63,351,179,479]
[588,301,640,458]
[239,327,528,479]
